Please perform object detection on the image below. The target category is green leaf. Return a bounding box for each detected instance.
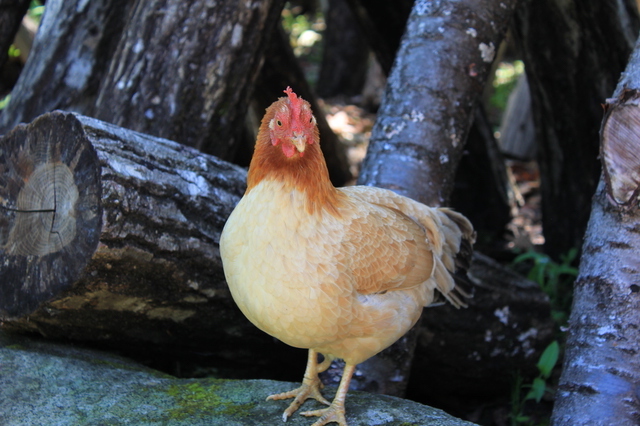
[8,45,21,58]
[0,95,11,110]
[525,377,546,402]
[512,251,539,264]
[537,341,560,378]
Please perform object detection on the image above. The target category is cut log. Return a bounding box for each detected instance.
[452,105,512,241]
[352,0,521,401]
[0,111,249,343]
[551,48,640,425]
[316,0,369,98]
[343,0,413,75]
[498,74,536,161]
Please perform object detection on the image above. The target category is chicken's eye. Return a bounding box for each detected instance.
[276,120,283,127]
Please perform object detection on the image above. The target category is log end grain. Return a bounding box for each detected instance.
[601,89,640,209]
[0,111,102,319]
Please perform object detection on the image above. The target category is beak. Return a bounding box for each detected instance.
[291,134,306,153]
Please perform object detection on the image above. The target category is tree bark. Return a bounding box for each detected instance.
[451,105,512,241]
[0,0,133,134]
[92,0,284,161]
[512,0,640,260]
[0,0,30,72]
[316,0,369,98]
[343,0,413,75]
[351,0,520,398]
[551,43,640,425]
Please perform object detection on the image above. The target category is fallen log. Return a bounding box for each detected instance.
[0,111,251,346]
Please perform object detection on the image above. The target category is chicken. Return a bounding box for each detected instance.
[219,87,475,426]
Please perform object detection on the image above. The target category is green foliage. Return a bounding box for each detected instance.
[525,341,560,403]
[0,95,10,110]
[509,248,577,425]
[490,60,525,112]
[281,2,324,57]
[511,341,560,425]
[28,1,45,23]
[513,248,578,326]
[8,45,21,58]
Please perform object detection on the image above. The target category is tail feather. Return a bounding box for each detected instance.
[429,209,476,309]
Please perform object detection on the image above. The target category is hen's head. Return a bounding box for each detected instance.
[248,87,335,201]
[266,87,319,158]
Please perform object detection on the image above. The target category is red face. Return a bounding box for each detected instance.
[269,89,317,158]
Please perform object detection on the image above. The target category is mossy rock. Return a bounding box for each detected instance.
[0,331,477,425]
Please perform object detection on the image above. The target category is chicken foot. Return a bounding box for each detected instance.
[267,349,333,421]
[301,363,355,426]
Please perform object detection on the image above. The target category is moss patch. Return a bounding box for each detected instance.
[165,380,255,420]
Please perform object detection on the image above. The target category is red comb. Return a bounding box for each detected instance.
[284,86,303,117]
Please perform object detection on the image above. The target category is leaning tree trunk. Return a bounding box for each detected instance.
[0,0,133,134]
[551,40,640,425]
[512,0,640,260]
[91,0,284,161]
[344,0,520,399]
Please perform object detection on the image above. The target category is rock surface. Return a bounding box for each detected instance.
[0,331,477,426]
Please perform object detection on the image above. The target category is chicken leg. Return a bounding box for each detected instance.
[301,363,355,426]
[267,349,333,421]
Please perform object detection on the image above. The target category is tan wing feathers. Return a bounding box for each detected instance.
[340,203,434,296]
[338,186,475,307]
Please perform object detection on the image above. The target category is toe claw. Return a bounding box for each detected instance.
[267,381,329,420]
[301,405,348,426]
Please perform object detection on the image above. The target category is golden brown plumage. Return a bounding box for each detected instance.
[220,88,475,426]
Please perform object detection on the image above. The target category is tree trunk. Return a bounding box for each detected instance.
[512,0,640,260]
[0,0,133,134]
[358,0,518,206]
[316,0,369,98]
[343,0,413,75]
[451,105,512,241]
[92,0,284,161]
[0,0,30,72]
[345,0,512,237]
[351,0,520,398]
[551,43,640,425]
